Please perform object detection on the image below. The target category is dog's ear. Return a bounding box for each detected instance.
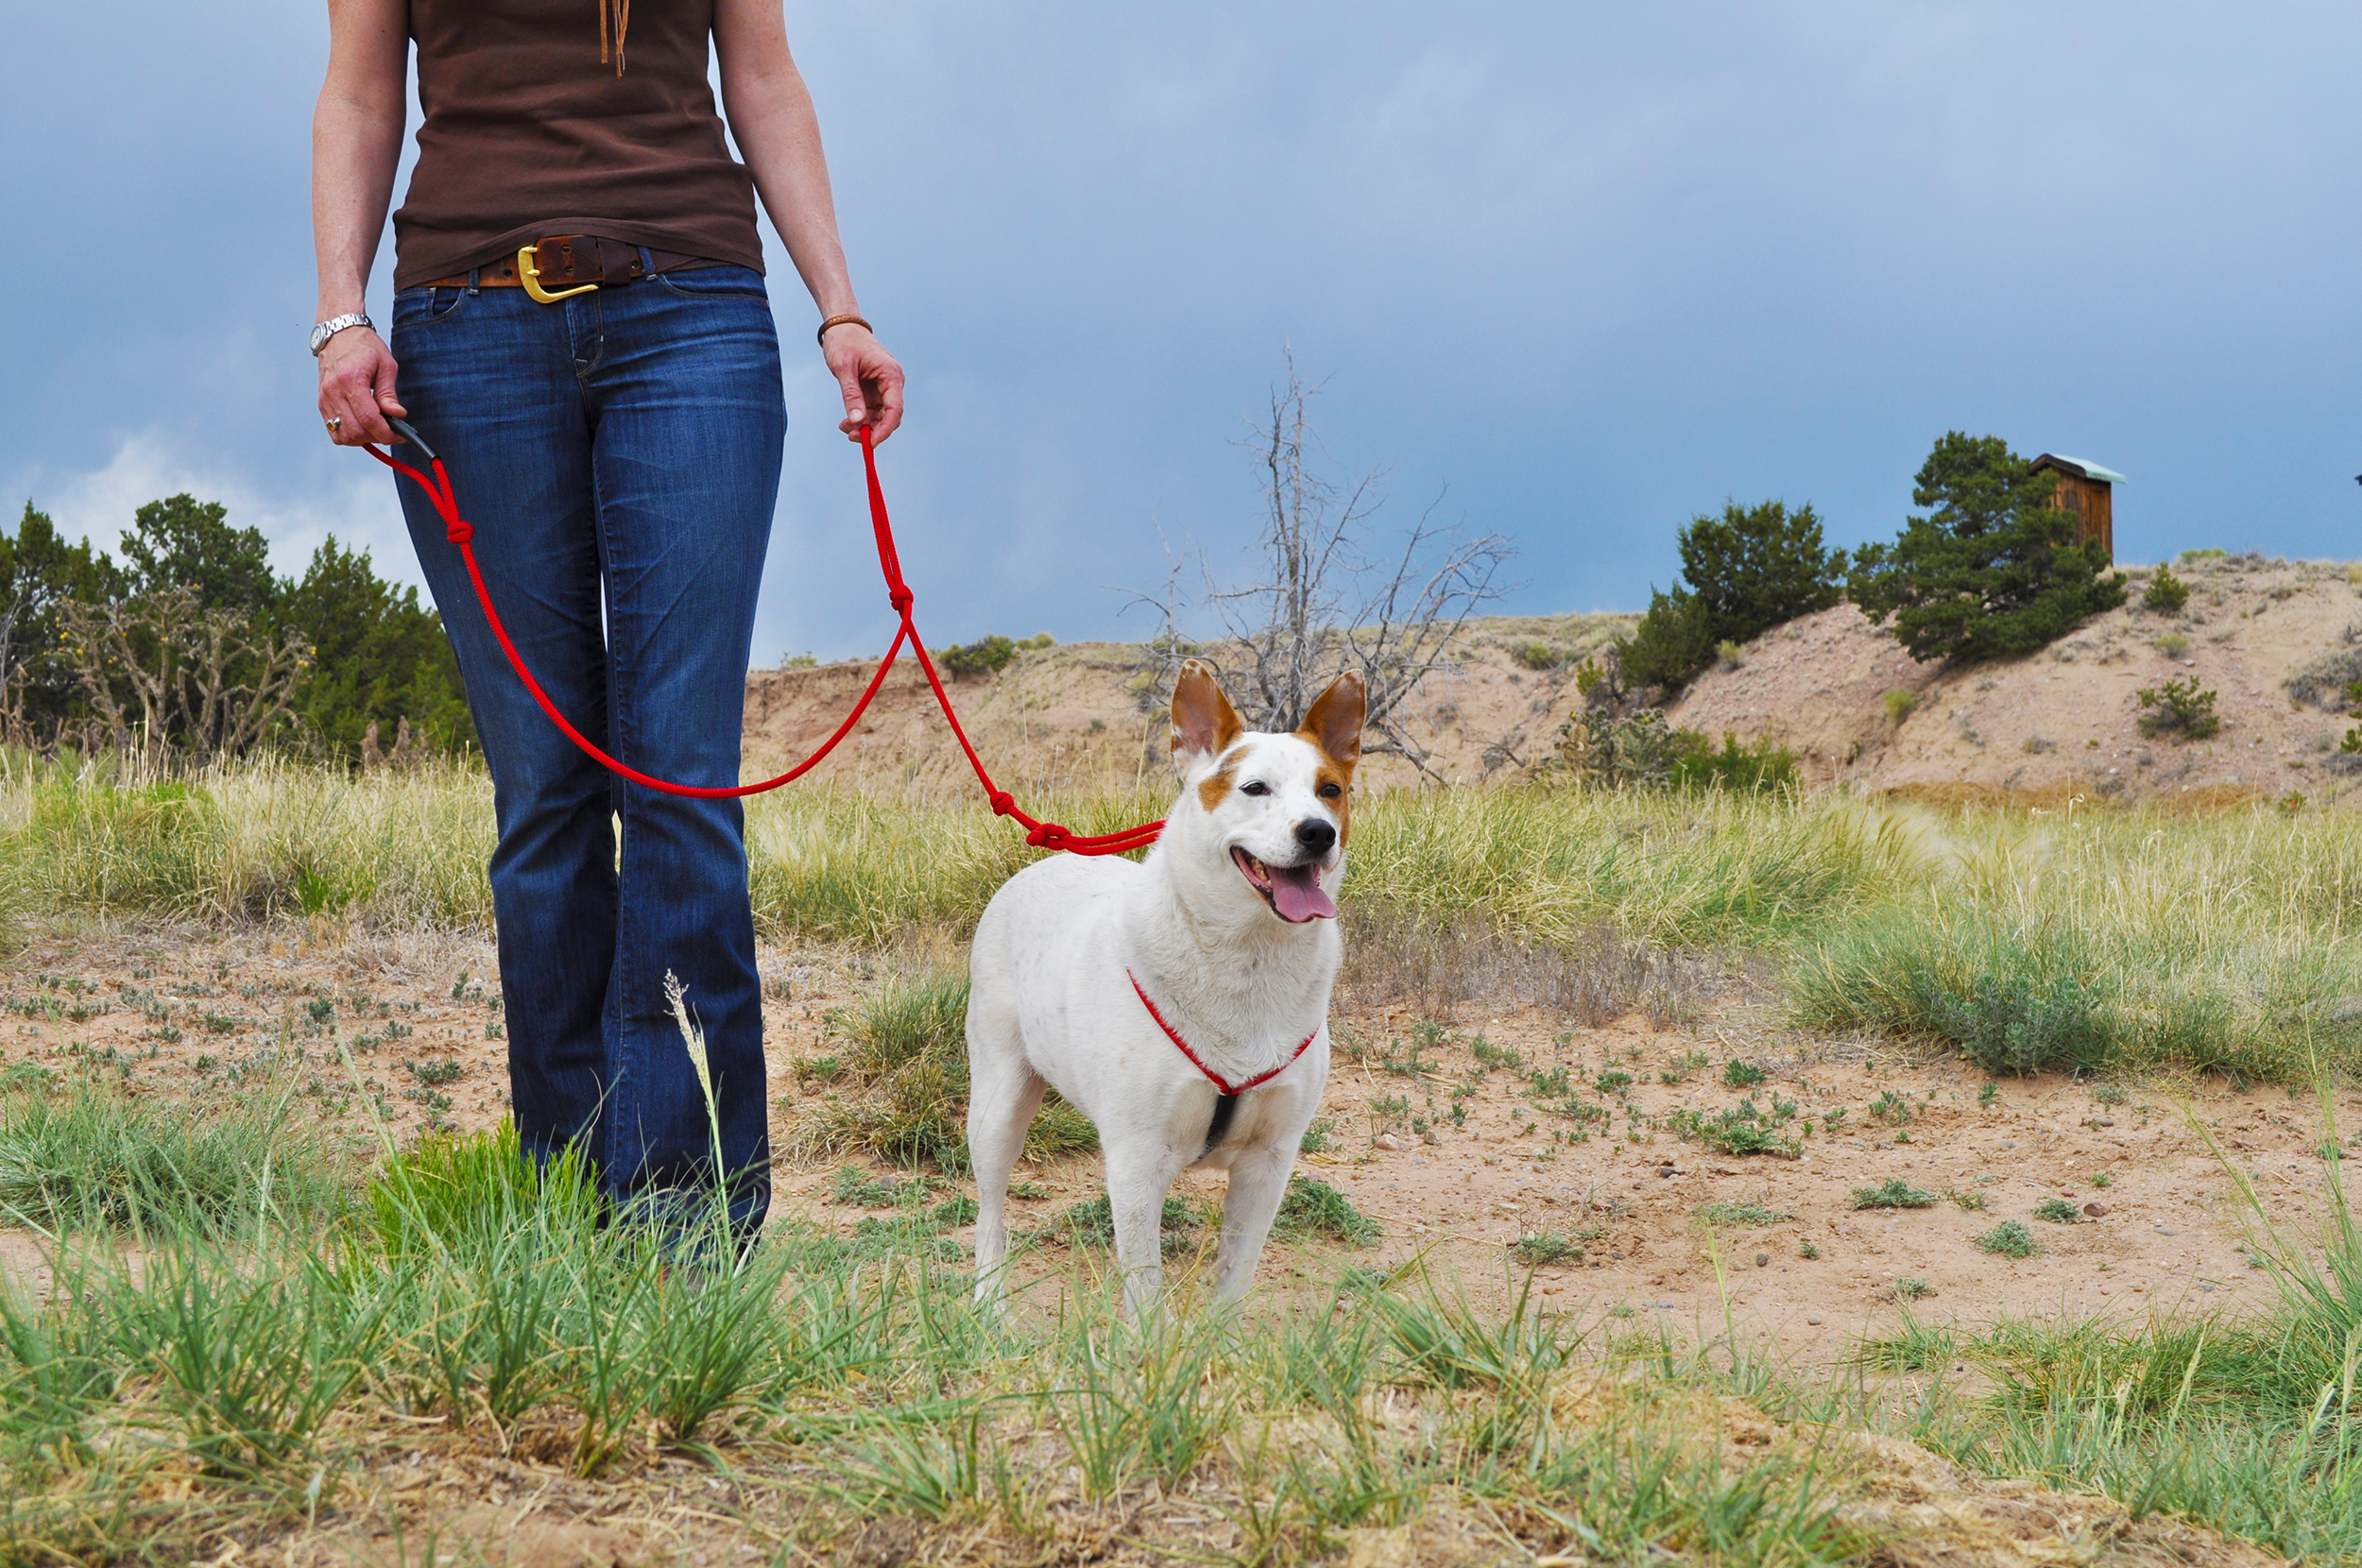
[1299,670,1366,775]
[1170,658,1242,766]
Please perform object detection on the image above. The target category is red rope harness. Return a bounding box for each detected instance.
[1126,970,1316,1097]
[366,427,1162,856]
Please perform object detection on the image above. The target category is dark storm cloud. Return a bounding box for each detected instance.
[3,3,2356,660]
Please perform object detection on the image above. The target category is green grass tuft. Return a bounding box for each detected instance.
[1849,1177,1938,1210]
[1975,1219,2041,1257]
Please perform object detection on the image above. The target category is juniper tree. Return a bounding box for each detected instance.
[1848,432,2124,664]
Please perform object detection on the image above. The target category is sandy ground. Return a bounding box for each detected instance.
[2,923,2342,1371]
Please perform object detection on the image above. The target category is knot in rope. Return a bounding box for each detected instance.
[988,791,1017,817]
[887,587,914,615]
[445,516,474,545]
[1025,822,1070,850]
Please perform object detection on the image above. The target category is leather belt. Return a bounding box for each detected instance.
[423,235,727,296]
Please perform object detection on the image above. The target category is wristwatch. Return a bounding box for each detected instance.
[310,314,373,356]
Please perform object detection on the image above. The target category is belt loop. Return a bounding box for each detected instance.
[636,245,657,280]
[466,267,480,295]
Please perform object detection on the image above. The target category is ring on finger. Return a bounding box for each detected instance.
[326,417,342,433]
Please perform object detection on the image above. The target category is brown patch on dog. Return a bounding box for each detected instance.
[1299,671,1366,841]
[1171,658,1243,762]
[1198,751,1242,812]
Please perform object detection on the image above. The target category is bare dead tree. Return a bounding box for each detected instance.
[1147,357,1515,777]
[57,588,311,761]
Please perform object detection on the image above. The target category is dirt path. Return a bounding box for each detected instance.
[3,927,2340,1363]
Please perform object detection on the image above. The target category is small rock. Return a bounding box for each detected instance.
[1374,1131,1405,1151]
[1806,1314,1823,1325]
[1754,1253,1770,1268]
[2199,1282,2215,1292]
[1657,1166,1678,1178]
[2083,1202,2108,1217]
[1998,1139,2016,1150]
[2092,1116,2115,1127]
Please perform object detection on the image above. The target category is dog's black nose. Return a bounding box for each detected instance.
[1294,818,1337,855]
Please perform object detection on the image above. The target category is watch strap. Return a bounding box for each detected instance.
[311,313,373,356]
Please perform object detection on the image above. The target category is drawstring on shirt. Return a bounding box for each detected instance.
[598,0,630,75]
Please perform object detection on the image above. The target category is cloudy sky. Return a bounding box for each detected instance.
[3,3,2355,662]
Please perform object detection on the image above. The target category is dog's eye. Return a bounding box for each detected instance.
[1241,780,1270,797]
[1317,783,1343,799]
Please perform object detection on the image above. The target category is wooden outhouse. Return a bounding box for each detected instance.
[2029,453,2124,559]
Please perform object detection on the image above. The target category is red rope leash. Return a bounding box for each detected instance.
[366,425,1162,856]
[1127,970,1316,1096]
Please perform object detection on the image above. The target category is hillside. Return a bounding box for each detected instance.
[1668,553,2362,805]
[742,553,2362,808]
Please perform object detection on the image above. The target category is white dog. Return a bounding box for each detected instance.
[966,659,1363,1312]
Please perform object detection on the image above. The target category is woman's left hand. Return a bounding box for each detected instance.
[824,326,904,443]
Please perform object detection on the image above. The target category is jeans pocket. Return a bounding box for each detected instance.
[652,265,768,301]
[392,285,471,331]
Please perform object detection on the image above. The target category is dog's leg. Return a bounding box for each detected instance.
[1210,1143,1298,1303]
[967,1042,1047,1309]
[1104,1144,1189,1319]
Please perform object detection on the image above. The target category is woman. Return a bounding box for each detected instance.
[310,0,903,1233]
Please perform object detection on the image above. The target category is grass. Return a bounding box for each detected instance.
[2,1112,1919,1564]
[1508,1230,1586,1266]
[1672,1098,1802,1157]
[1877,1111,2362,1561]
[1976,1219,2041,1258]
[9,753,2362,1085]
[0,1074,343,1237]
[2032,1197,2083,1223]
[1849,1178,1938,1211]
[1698,1200,1795,1227]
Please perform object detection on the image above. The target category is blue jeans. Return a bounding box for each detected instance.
[388,259,781,1231]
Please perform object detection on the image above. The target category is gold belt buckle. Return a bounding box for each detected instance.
[518,242,598,304]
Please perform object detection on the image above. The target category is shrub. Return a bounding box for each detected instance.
[2155,633,2191,658]
[1617,500,1845,692]
[2137,676,2222,740]
[2179,547,2227,563]
[1715,639,1745,670]
[938,634,1019,678]
[1926,970,2109,1077]
[1882,689,1917,724]
[2143,567,2190,615]
[1847,432,2126,664]
[1552,708,1676,787]
[1976,1219,2040,1258]
[2285,642,2362,710]
[1720,1059,1767,1088]
[2032,1198,2082,1224]
[1668,731,1799,793]
[1849,1177,1937,1210]
[1514,640,1564,671]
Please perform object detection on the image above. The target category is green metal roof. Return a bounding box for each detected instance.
[2032,453,2127,485]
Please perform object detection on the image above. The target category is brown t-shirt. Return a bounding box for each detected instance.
[391,0,764,289]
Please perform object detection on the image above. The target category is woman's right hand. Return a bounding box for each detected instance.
[318,326,405,446]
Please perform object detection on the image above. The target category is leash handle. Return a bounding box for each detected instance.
[365,423,1164,850]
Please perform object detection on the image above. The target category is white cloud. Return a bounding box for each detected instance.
[11,430,432,599]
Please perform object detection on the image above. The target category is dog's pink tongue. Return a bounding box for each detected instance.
[1269,864,1337,922]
